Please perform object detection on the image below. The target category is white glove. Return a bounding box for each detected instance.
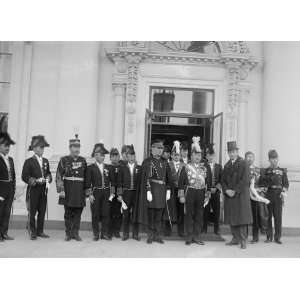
[121,200,128,210]
[89,194,95,204]
[117,195,123,203]
[36,177,45,184]
[59,191,65,198]
[109,194,114,202]
[46,178,50,190]
[147,191,153,202]
[0,196,4,202]
[166,190,171,201]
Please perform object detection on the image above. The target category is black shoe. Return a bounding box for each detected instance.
[30,233,37,240]
[37,232,50,238]
[264,238,273,243]
[147,237,153,244]
[132,234,141,241]
[65,235,72,241]
[241,241,247,249]
[250,239,259,244]
[101,234,112,241]
[114,232,121,238]
[274,239,282,244]
[2,234,14,240]
[226,240,239,246]
[73,234,82,242]
[0,235,4,242]
[122,234,129,241]
[185,240,192,245]
[193,239,205,245]
[154,237,164,244]
[93,235,99,241]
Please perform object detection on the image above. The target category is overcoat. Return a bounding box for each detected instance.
[221,156,252,226]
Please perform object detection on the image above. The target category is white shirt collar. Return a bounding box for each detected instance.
[96,162,104,172]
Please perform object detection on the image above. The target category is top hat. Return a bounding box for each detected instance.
[110,147,120,156]
[127,144,135,155]
[69,134,80,147]
[91,143,109,157]
[191,136,201,153]
[28,135,49,151]
[227,141,239,152]
[268,149,278,159]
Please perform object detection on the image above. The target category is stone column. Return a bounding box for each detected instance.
[112,83,126,149]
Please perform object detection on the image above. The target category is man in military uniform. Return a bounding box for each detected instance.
[22,135,52,240]
[0,131,16,242]
[178,137,211,245]
[180,141,189,164]
[117,145,142,241]
[108,148,122,238]
[162,145,171,162]
[245,151,269,243]
[261,150,289,244]
[221,141,252,249]
[56,135,87,241]
[86,143,115,241]
[120,144,129,166]
[202,144,222,235]
[134,139,173,244]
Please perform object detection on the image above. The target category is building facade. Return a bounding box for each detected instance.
[0,41,299,227]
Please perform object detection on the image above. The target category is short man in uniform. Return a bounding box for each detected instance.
[245,151,269,243]
[261,150,289,244]
[180,141,189,164]
[22,135,52,240]
[117,145,142,241]
[202,144,222,235]
[135,139,173,244]
[109,148,122,238]
[162,145,171,162]
[221,141,252,249]
[0,130,16,242]
[56,135,87,241]
[178,137,211,245]
[86,143,115,241]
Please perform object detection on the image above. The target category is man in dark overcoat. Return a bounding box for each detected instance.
[221,141,252,249]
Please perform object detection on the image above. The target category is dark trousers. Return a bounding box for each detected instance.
[266,189,283,241]
[90,189,110,236]
[251,200,260,240]
[176,198,185,236]
[203,190,220,234]
[230,225,248,243]
[27,185,47,234]
[64,205,83,237]
[148,208,163,238]
[110,194,122,235]
[0,183,14,236]
[122,190,139,236]
[185,188,205,241]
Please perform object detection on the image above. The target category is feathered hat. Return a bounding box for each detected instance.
[191,136,201,153]
[0,115,15,146]
[69,134,80,147]
[171,140,181,154]
[28,135,50,151]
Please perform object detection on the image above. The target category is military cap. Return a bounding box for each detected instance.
[163,145,171,153]
[268,149,278,159]
[110,147,120,156]
[127,144,135,155]
[206,143,215,155]
[69,134,80,147]
[0,132,15,146]
[180,141,189,151]
[28,135,49,151]
[151,139,164,148]
[191,136,201,153]
[121,144,129,154]
[91,143,109,157]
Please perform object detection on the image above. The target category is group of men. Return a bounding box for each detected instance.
[0,127,289,249]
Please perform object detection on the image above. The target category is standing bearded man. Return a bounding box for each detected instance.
[221,141,252,249]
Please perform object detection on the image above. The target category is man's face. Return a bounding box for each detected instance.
[69,145,80,157]
[95,152,105,163]
[180,149,188,159]
[269,157,278,167]
[0,143,10,155]
[171,152,180,162]
[206,153,215,163]
[127,153,136,163]
[110,154,120,165]
[228,149,238,160]
[162,151,170,161]
[33,146,44,157]
[191,152,202,163]
[151,144,164,157]
[245,153,255,165]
